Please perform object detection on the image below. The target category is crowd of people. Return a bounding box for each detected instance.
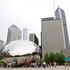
[3,60,70,68]
[7,61,57,68]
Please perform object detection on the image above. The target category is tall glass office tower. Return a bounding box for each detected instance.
[6,24,21,44]
[41,7,69,60]
[55,7,69,49]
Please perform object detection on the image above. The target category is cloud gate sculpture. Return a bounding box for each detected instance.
[3,40,41,56]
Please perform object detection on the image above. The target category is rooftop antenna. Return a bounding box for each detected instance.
[57,0,62,20]
[57,0,61,10]
[57,0,60,9]
[53,0,55,19]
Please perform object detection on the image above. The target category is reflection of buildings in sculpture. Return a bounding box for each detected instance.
[6,25,22,44]
[29,33,39,45]
[4,40,41,56]
[2,54,40,65]
[23,28,27,40]
[3,40,41,64]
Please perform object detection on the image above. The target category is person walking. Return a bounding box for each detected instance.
[43,62,46,68]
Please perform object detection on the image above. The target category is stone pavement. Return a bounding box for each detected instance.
[0,66,70,70]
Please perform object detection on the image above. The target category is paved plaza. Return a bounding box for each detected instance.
[0,66,70,70]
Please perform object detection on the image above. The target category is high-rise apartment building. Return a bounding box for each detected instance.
[29,33,39,45]
[55,7,69,49]
[6,24,21,44]
[23,28,27,40]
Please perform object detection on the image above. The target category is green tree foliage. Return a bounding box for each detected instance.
[44,53,49,62]
[54,53,65,65]
[44,52,65,65]
[48,52,54,63]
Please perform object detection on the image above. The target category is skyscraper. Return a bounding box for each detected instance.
[29,33,39,45]
[41,18,66,59]
[55,7,69,49]
[0,40,4,56]
[23,28,27,40]
[0,40,4,50]
[41,7,69,59]
[6,24,21,44]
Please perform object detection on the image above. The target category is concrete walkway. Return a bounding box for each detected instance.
[0,66,70,70]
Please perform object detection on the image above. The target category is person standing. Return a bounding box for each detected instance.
[43,62,46,68]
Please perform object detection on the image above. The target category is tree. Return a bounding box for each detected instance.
[44,52,65,65]
[54,53,65,65]
[44,53,49,62]
[48,52,54,63]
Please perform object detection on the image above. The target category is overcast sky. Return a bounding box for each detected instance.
[0,0,70,45]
